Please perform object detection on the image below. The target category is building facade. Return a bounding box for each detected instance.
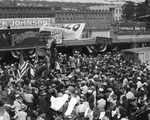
[55,10,112,41]
[0,6,114,50]
[0,6,55,18]
[87,4,123,21]
[0,7,55,51]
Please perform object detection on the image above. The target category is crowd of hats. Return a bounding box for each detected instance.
[1,51,150,120]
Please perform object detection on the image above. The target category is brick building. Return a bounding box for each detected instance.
[0,6,113,52]
[0,6,55,18]
[55,10,112,46]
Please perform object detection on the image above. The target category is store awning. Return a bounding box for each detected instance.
[62,39,96,46]
[123,47,150,53]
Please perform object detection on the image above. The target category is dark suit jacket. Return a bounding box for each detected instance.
[87,93,94,110]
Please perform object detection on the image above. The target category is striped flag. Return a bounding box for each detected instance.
[17,52,29,80]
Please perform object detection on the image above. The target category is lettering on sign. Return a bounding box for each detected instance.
[96,37,112,45]
[50,24,81,32]
[118,26,149,34]
[0,18,55,29]
[11,31,39,47]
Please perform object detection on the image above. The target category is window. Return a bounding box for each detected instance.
[139,53,145,63]
[119,9,122,14]
[82,31,92,39]
[119,16,121,20]
[116,9,118,14]
[116,17,118,21]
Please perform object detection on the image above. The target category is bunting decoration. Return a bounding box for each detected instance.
[11,51,20,59]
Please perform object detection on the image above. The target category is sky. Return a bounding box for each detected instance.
[45,0,145,3]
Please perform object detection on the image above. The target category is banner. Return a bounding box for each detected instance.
[39,23,86,42]
[0,28,46,51]
[0,18,55,29]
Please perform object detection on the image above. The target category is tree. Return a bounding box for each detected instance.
[136,2,150,17]
[122,0,150,21]
[122,1,137,20]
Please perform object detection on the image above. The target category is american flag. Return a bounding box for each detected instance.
[17,52,29,80]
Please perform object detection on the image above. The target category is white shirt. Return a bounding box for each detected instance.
[123,78,128,87]
[3,111,10,120]
[24,93,34,103]
[136,81,143,90]
[14,111,27,120]
[13,100,22,112]
[126,91,134,100]
[80,85,88,94]
[92,90,96,107]
[97,98,106,111]
[0,116,4,120]
[77,102,89,113]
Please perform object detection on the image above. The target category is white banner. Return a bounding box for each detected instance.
[51,94,69,111]
[39,23,85,40]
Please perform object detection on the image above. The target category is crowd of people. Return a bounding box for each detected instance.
[0,50,150,120]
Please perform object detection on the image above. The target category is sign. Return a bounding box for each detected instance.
[96,37,112,45]
[118,26,148,33]
[0,18,55,29]
[0,28,46,50]
[39,23,85,41]
[117,22,150,35]
[39,31,63,44]
[91,30,110,38]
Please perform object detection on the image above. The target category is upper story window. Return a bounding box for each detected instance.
[116,9,118,14]
[119,9,122,14]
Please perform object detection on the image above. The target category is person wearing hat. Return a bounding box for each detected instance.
[87,89,94,110]
[13,104,27,120]
[39,85,46,91]
[38,90,47,115]
[36,112,46,120]
[23,87,34,120]
[80,82,88,96]
[97,92,106,113]
[117,106,128,120]
[12,94,23,112]
[126,88,134,100]
[76,96,90,120]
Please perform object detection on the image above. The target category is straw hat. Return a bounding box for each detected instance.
[40,90,47,96]
[40,85,46,90]
[111,94,117,100]
[21,104,27,111]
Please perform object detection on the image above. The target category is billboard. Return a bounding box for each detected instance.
[0,18,55,29]
[0,28,47,51]
[39,23,86,41]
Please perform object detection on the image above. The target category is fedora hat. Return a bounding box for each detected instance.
[111,94,117,100]
[21,104,27,111]
[26,87,32,94]
[40,90,47,96]
[40,85,46,90]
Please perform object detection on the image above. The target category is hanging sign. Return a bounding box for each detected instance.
[39,23,86,42]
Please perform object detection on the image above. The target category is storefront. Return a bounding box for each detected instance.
[112,21,150,50]
[0,17,55,51]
